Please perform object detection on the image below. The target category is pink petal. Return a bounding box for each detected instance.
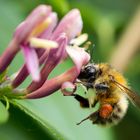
[26,67,78,98]
[21,45,40,81]
[66,47,90,73]
[14,5,51,43]
[12,12,58,87]
[61,81,76,96]
[53,33,67,58]
[40,12,58,39]
[14,37,60,88]
[52,9,83,41]
[26,46,90,98]
[12,49,49,88]
[26,5,52,21]
[27,33,68,92]
[0,5,51,76]
[0,38,19,73]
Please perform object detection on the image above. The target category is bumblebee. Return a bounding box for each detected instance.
[74,63,140,126]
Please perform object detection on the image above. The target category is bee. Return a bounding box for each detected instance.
[73,63,140,126]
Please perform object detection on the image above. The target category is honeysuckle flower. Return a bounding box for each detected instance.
[0,4,90,100]
[26,46,90,98]
[12,11,58,88]
[27,9,83,92]
[12,8,83,91]
[0,5,58,81]
[27,33,68,92]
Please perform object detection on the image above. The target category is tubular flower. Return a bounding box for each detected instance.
[26,45,90,99]
[0,4,90,99]
[0,5,58,81]
[12,8,83,88]
[27,9,83,92]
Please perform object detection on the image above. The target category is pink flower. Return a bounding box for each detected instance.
[26,46,90,99]
[12,7,84,90]
[27,9,84,92]
[0,5,90,99]
[0,5,58,81]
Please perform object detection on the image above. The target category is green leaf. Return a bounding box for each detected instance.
[45,0,70,15]
[0,101,9,124]
[11,99,66,140]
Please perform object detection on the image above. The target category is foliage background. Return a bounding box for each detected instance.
[0,0,140,140]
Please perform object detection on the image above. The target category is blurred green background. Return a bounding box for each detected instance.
[0,0,140,140]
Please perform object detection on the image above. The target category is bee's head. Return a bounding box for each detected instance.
[78,63,100,82]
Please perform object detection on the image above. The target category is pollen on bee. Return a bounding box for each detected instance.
[99,104,113,119]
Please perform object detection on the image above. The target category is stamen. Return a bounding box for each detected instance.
[30,37,58,49]
[83,41,91,50]
[70,33,88,46]
[28,17,52,39]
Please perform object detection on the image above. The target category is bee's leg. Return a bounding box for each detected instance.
[94,83,110,97]
[77,111,99,125]
[73,94,90,108]
[73,93,98,108]
[92,99,98,107]
[77,104,114,125]
[85,82,94,90]
[94,83,109,91]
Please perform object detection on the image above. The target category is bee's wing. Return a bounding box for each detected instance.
[109,75,140,108]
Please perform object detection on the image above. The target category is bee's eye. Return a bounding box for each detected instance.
[85,66,96,77]
[85,66,97,78]
[78,65,97,80]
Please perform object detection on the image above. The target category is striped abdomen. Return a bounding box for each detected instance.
[90,95,128,126]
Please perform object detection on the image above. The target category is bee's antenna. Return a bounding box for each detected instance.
[83,41,91,50]
[89,44,95,63]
